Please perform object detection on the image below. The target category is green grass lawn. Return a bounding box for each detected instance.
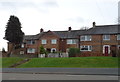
[1,57,25,68]
[17,57,119,68]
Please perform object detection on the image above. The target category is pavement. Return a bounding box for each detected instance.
[2,68,119,75]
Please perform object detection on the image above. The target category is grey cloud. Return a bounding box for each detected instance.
[68,17,85,23]
[42,1,59,7]
[0,1,59,13]
[0,2,36,10]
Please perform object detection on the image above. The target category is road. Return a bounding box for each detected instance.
[2,68,118,75]
[2,73,119,80]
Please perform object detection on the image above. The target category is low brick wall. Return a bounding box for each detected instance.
[10,54,38,58]
[76,52,112,57]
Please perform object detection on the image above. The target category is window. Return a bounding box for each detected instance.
[26,40,35,45]
[80,45,92,51]
[80,35,92,41]
[42,39,46,44]
[103,35,110,40]
[51,48,56,53]
[51,39,57,44]
[66,48,69,52]
[20,51,24,55]
[67,39,77,44]
[21,44,24,48]
[117,34,120,40]
[118,45,120,49]
[27,48,35,53]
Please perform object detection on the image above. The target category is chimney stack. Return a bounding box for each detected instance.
[93,22,96,28]
[68,27,72,31]
[40,28,44,32]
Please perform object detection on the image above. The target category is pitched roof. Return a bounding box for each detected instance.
[23,24,119,40]
[83,24,119,35]
[54,30,85,38]
[24,32,44,40]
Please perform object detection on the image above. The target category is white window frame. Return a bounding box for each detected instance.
[103,45,110,54]
[80,45,92,51]
[66,48,69,52]
[51,39,57,44]
[20,51,24,55]
[41,39,47,44]
[67,39,77,44]
[21,44,24,48]
[117,34,120,40]
[80,35,92,41]
[27,48,35,53]
[27,40,35,45]
[103,35,110,40]
[118,45,120,49]
[51,48,56,53]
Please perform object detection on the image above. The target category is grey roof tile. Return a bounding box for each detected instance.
[83,25,119,35]
[24,24,120,40]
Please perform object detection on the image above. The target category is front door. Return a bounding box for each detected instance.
[105,46,109,56]
[103,45,110,56]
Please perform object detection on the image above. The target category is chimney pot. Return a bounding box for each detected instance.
[68,27,72,31]
[93,22,96,27]
[40,28,44,32]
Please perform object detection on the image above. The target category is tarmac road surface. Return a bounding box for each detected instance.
[2,73,119,80]
[2,68,118,75]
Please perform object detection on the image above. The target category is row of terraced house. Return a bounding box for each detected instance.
[7,22,120,57]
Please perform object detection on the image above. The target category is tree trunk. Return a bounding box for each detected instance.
[7,43,15,57]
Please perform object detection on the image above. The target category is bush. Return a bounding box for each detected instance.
[117,49,120,57]
[39,46,47,54]
[68,48,80,57]
[111,50,116,57]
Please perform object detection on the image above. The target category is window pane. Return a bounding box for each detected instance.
[117,35,120,40]
[26,40,35,44]
[67,39,77,44]
[80,45,92,51]
[81,36,85,41]
[87,36,91,41]
[103,35,110,40]
[42,40,46,44]
[81,35,91,41]
[72,39,77,44]
[51,39,57,44]
[27,48,35,53]
[67,40,72,44]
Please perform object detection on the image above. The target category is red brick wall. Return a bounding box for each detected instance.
[39,31,60,52]
[80,34,118,56]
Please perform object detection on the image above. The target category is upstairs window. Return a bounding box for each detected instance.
[26,40,35,45]
[103,35,110,40]
[51,39,57,44]
[117,34,120,40]
[21,44,24,48]
[67,39,77,44]
[27,48,35,53]
[41,39,47,44]
[80,35,92,41]
[80,45,92,51]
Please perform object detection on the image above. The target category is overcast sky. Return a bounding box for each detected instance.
[0,0,119,51]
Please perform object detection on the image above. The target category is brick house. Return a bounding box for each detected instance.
[7,23,120,57]
[80,23,120,56]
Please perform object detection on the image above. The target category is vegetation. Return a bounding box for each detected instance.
[68,48,80,57]
[39,45,46,54]
[1,57,25,68]
[4,15,24,57]
[17,57,118,68]
[2,48,6,53]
